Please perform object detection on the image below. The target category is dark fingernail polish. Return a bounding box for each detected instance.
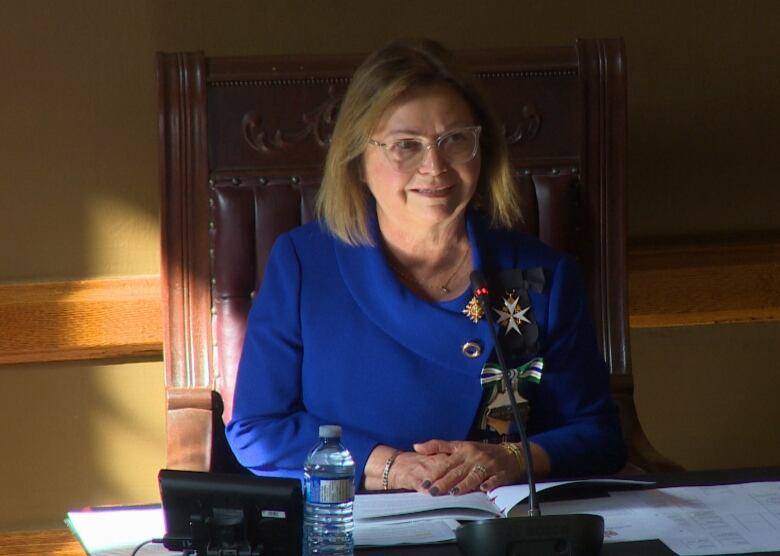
[449,487,460,495]
[421,479,432,489]
[429,486,440,496]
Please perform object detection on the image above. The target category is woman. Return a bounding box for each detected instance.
[226,39,626,496]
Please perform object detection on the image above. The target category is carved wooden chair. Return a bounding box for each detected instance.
[157,39,681,474]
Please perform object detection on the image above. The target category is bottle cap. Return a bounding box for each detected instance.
[319,425,342,439]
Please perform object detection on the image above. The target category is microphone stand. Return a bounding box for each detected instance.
[455,271,604,556]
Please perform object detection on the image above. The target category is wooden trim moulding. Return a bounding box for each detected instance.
[0,275,162,365]
[0,529,83,556]
[629,237,780,328]
[0,239,777,365]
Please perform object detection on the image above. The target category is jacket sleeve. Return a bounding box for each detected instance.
[225,234,377,485]
[527,255,627,477]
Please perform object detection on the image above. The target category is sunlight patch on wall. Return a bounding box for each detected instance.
[86,195,160,278]
[91,361,167,504]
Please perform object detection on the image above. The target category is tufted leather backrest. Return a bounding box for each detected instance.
[158,40,672,473]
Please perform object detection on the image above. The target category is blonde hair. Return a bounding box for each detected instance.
[316,39,522,245]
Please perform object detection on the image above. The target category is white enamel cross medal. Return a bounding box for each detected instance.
[494,290,531,336]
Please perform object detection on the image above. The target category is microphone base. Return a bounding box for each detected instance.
[456,513,604,556]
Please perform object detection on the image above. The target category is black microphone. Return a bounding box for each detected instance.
[470,270,541,516]
[455,271,604,556]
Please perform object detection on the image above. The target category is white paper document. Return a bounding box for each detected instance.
[352,478,653,545]
[65,506,167,556]
[354,490,502,523]
[354,518,461,546]
[541,481,780,555]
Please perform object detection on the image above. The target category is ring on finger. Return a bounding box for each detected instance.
[471,463,488,480]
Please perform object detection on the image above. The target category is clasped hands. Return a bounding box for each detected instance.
[386,439,526,496]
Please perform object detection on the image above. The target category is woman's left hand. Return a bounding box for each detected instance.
[412,439,525,495]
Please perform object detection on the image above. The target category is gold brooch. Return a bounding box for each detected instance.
[462,295,484,323]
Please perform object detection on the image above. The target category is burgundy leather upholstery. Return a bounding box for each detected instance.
[158,40,679,473]
[211,177,319,425]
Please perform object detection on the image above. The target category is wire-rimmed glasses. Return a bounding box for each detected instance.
[367,125,481,172]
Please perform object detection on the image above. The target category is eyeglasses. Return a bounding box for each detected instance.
[367,125,481,172]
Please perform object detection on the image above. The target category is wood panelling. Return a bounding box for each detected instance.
[0,276,161,365]
[0,240,777,365]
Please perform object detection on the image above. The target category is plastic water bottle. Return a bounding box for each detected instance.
[303,425,355,556]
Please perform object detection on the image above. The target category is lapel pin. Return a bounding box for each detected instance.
[462,295,485,323]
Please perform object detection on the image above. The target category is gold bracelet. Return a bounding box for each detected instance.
[501,442,524,470]
[382,451,400,490]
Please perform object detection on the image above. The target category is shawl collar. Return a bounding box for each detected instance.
[333,209,522,377]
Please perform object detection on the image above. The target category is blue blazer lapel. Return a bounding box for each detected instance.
[333,211,495,377]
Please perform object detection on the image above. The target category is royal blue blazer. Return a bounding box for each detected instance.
[226,211,627,486]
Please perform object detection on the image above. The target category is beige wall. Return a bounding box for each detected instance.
[0,361,165,531]
[1,0,778,531]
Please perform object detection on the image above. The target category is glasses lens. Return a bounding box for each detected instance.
[439,128,478,163]
[386,139,425,171]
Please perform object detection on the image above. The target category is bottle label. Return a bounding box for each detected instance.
[307,477,354,504]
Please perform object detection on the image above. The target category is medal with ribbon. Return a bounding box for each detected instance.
[476,357,544,433]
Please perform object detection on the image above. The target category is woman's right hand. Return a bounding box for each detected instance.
[363,444,454,492]
[387,451,451,492]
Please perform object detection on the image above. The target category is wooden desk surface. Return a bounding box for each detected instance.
[0,529,84,556]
